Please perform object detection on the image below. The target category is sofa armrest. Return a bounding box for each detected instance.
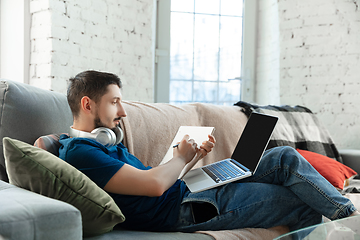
[0,180,82,240]
[339,149,360,176]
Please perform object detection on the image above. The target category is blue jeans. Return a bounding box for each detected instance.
[170,146,356,232]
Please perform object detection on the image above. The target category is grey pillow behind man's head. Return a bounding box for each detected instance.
[0,79,73,182]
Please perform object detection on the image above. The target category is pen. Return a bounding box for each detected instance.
[173,143,179,148]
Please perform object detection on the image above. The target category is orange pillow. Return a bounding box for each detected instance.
[296,149,357,190]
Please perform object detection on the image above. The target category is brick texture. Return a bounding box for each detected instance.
[29,0,360,149]
[29,0,155,102]
[257,0,360,149]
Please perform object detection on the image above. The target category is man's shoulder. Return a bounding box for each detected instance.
[58,134,108,160]
[59,134,103,149]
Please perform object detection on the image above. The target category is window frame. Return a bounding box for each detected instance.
[154,0,257,103]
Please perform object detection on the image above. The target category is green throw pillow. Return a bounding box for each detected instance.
[3,137,125,237]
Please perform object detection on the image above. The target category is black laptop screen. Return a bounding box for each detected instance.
[231,112,278,172]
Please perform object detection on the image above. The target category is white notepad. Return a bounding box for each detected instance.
[160,126,215,179]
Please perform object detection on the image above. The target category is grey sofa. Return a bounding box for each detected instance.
[0,80,213,240]
[1,79,360,240]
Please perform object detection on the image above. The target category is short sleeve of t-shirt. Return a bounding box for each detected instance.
[59,135,125,188]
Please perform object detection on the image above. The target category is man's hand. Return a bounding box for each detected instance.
[199,135,216,158]
[173,135,199,164]
[173,134,216,162]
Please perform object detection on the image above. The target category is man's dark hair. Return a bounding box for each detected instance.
[67,70,122,118]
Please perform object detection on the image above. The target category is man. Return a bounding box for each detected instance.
[59,70,358,234]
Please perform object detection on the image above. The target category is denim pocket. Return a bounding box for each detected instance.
[190,202,218,223]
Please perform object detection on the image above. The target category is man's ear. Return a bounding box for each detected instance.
[80,96,93,113]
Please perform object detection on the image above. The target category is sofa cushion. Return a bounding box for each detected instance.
[3,137,125,237]
[297,149,357,190]
[0,80,73,182]
[0,180,82,240]
[120,101,248,168]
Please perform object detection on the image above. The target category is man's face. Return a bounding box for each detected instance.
[93,84,127,129]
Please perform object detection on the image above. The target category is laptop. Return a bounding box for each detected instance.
[182,112,278,193]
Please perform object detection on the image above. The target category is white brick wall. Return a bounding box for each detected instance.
[28,0,360,148]
[29,0,155,102]
[257,0,360,149]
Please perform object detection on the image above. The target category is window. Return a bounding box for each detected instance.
[155,0,256,105]
[0,0,30,83]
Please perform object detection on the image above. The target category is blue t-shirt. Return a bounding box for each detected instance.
[58,134,188,231]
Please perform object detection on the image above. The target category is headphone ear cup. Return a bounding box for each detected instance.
[112,126,124,145]
[91,127,117,147]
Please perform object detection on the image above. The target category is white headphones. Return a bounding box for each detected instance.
[69,126,124,147]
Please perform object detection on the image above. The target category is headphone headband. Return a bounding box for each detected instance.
[69,126,123,147]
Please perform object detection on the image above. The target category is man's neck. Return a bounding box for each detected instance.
[72,120,95,133]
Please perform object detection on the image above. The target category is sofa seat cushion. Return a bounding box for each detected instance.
[3,137,125,237]
[83,229,214,240]
[0,180,82,240]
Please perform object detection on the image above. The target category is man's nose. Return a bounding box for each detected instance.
[118,105,127,117]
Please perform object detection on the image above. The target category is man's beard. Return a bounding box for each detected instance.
[94,113,121,129]
[94,116,106,129]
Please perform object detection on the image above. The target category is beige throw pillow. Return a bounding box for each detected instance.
[3,137,125,237]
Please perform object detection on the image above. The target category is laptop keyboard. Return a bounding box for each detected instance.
[203,160,246,183]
